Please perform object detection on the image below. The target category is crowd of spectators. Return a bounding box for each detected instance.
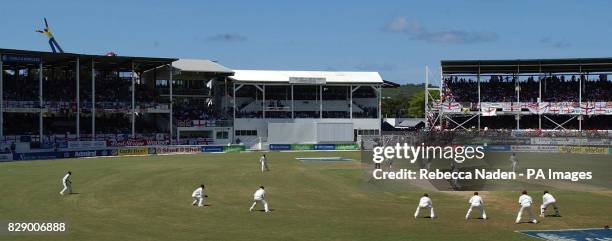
[235,107,377,119]
[2,71,161,103]
[444,75,612,103]
[414,127,611,140]
[173,102,225,127]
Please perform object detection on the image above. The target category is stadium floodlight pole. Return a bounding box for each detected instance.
[477,65,481,130]
[39,61,43,141]
[91,59,95,140]
[169,62,173,143]
[538,63,542,130]
[76,57,80,141]
[424,65,428,129]
[131,61,135,138]
[439,66,443,130]
[0,56,3,139]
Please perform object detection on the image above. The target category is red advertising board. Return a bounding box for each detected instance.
[106,139,170,147]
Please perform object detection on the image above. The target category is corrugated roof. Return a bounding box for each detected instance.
[0,48,177,71]
[398,118,425,127]
[442,58,612,74]
[230,70,383,84]
[173,59,234,74]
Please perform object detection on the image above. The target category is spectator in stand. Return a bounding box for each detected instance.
[443,75,611,103]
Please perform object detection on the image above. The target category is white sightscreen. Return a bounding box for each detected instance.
[268,122,317,144]
[316,123,353,143]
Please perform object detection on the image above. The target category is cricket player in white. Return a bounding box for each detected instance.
[540,190,560,217]
[414,193,435,218]
[250,186,270,212]
[260,154,269,172]
[465,192,487,220]
[510,153,518,172]
[516,190,537,224]
[191,184,207,207]
[59,171,72,195]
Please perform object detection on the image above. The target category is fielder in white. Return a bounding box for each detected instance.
[466,192,487,220]
[510,153,518,172]
[516,190,537,224]
[59,171,72,195]
[191,184,207,207]
[260,154,269,172]
[250,186,270,212]
[414,193,435,218]
[540,190,560,217]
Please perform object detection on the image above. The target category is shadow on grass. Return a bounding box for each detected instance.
[256,209,275,212]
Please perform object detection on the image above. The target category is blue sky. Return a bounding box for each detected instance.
[1,0,611,83]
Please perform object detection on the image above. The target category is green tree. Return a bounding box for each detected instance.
[381,84,439,118]
[407,90,439,118]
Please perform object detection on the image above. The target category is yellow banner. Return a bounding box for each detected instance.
[559,146,607,154]
[117,147,148,156]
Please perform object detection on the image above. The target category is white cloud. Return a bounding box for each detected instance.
[385,17,498,44]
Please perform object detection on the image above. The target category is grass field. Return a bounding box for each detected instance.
[0,151,610,241]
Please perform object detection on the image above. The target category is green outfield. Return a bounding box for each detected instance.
[0,151,610,241]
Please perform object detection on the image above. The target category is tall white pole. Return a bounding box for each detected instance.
[538,64,542,130]
[76,58,80,140]
[424,66,428,129]
[477,65,481,130]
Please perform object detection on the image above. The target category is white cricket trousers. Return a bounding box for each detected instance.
[512,162,518,172]
[414,204,435,218]
[60,183,71,195]
[540,201,559,215]
[250,198,269,212]
[516,204,537,223]
[261,162,269,172]
[466,204,486,219]
[192,197,204,207]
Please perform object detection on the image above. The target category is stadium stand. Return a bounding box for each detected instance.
[427,58,612,131]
